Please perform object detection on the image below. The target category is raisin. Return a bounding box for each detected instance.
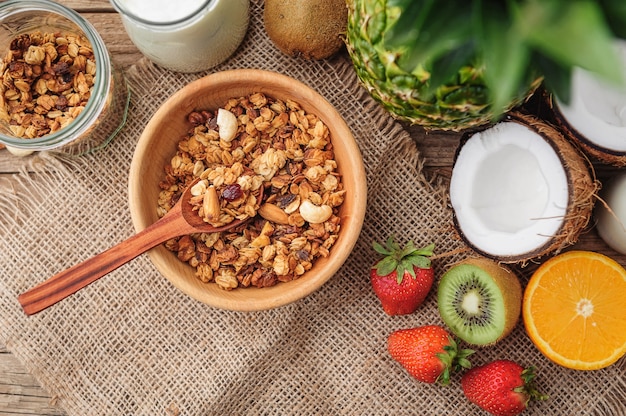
[221,184,243,201]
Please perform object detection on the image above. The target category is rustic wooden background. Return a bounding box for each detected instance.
[1,1,624,415]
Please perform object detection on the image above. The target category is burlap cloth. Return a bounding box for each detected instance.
[0,1,624,415]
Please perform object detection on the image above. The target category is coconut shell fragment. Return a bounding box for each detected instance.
[450,112,599,264]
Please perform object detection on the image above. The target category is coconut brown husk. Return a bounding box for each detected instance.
[452,111,600,264]
[546,93,626,167]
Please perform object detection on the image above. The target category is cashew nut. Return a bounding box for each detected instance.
[190,179,208,196]
[299,200,332,224]
[5,145,34,157]
[216,108,238,142]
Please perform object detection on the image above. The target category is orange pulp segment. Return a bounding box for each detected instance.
[523,250,626,370]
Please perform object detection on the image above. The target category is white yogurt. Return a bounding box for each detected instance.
[111,0,249,73]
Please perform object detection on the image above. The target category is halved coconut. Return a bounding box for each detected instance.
[549,40,626,167]
[450,112,598,263]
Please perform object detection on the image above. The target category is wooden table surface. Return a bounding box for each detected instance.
[1,1,624,415]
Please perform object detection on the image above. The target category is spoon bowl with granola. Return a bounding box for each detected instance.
[129,69,367,311]
[18,176,262,316]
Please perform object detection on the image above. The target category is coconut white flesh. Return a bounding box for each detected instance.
[450,122,569,257]
[555,40,626,152]
[596,173,626,254]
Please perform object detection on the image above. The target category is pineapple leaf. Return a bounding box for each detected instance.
[427,41,477,97]
[520,0,624,86]
[476,0,531,119]
[364,3,387,45]
[533,52,573,104]
[386,1,473,75]
[598,0,626,38]
[384,0,434,47]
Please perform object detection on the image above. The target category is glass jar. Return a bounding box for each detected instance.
[110,0,249,73]
[0,0,130,156]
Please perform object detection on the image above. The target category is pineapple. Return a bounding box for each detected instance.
[346,0,626,131]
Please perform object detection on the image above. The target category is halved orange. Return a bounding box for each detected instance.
[523,250,626,370]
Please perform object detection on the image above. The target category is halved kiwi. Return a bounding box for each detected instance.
[437,257,522,346]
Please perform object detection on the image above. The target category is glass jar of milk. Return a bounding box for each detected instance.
[110,0,249,73]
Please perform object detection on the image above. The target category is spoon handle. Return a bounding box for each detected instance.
[18,209,192,316]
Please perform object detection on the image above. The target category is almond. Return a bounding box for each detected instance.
[258,203,290,225]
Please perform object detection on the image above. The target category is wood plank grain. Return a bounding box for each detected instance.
[54,0,116,13]
[82,13,144,69]
[0,344,66,416]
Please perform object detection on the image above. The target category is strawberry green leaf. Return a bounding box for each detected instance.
[372,240,392,256]
[520,366,549,402]
[435,336,474,386]
[373,237,435,281]
[405,253,431,269]
[374,256,399,277]
[399,258,417,278]
[395,264,409,283]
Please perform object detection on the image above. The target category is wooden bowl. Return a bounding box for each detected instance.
[128,69,367,311]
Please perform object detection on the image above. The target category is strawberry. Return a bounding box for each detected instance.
[461,360,548,416]
[370,237,435,315]
[387,325,474,385]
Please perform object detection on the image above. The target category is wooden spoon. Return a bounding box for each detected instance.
[18,179,264,316]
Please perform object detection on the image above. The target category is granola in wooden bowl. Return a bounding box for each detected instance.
[129,69,366,311]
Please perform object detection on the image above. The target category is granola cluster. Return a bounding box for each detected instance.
[0,31,95,138]
[157,93,346,290]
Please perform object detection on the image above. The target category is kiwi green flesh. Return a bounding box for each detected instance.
[438,264,506,346]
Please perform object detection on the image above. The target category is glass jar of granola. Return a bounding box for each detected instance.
[110,0,249,73]
[0,0,130,156]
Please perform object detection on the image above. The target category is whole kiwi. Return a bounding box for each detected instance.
[263,0,348,60]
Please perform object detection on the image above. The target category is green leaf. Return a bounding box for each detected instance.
[400,258,417,278]
[395,264,407,283]
[427,41,477,96]
[372,240,392,256]
[374,256,398,276]
[385,0,434,48]
[386,1,474,75]
[597,0,626,39]
[534,52,573,104]
[413,242,436,256]
[400,240,418,256]
[477,0,531,118]
[363,0,389,45]
[520,0,624,85]
[387,235,401,252]
[405,253,431,269]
